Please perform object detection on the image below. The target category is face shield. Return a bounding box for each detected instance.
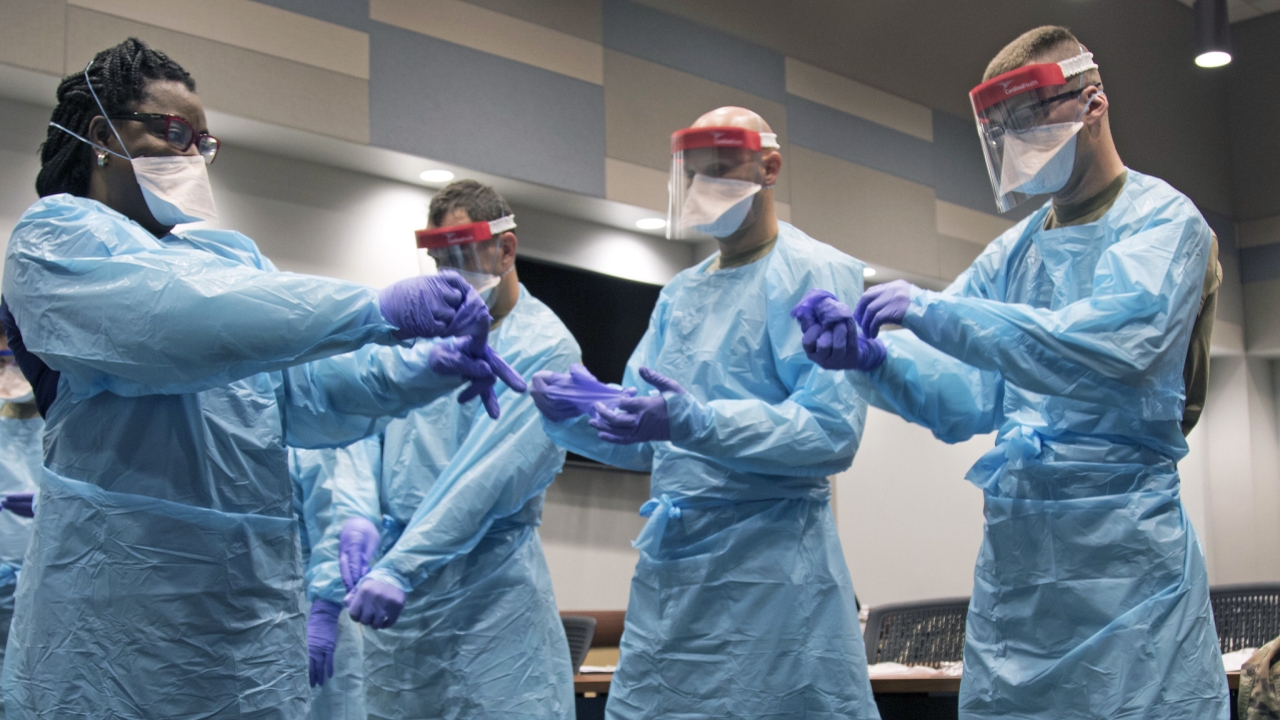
[667,126,779,240]
[414,215,516,297]
[969,49,1100,212]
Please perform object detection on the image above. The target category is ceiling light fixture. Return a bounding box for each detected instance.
[863,267,877,278]
[419,169,455,183]
[1193,0,1232,68]
[635,217,667,230]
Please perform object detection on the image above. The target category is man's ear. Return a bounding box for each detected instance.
[1082,86,1108,126]
[499,232,518,270]
[761,150,782,186]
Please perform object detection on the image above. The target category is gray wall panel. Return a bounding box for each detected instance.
[370,24,606,197]
[1228,13,1280,221]
[249,0,374,31]
[787,94,933,188]
[461,0,602,43]
[603,0,784,103]
[1242,243,1280,285]
[932,109,1040,223]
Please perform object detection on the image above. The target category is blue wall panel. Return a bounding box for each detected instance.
[250,0,373,31]
[786,95,934,188]
[370,23,606,197]
[603,0,784,103]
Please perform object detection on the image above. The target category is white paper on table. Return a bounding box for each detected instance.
[1222,648,1258,673]
[578,665,617,674]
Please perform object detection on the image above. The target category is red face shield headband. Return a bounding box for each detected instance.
[415,215,517,249]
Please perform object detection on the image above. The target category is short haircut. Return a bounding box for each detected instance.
[983,26,1083,81]
[428,179,512,228]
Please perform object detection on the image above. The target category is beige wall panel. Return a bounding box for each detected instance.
[937,233,984,282]
[68,0,369,78]
[604,50,789,203]
[371,0,603,85]
[789,146,938,278]
[605,157,667,213]
[67,8,369,143]
[776,200,791,223]
[935,199,1014,247]
[1239,214,1280,248]
[784,57,932,142]
[0,0,66,76]
[459,0,602,43]
[1245,279,1280,357]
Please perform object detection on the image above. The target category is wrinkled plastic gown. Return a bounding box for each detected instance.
[866,170,1228,720]
[354,288,581,720]
[292,440,384,720]
[544,223,881,719]
[0,413,41,681]
[0,195,460,720]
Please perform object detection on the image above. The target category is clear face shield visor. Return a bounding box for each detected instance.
[666,126,779,240]
[969,49,1099,213]
[414,215,516,294]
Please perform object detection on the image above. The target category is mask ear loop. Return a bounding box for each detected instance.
[48,60,133,162]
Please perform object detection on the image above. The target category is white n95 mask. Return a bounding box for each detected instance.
[677,174,762,239]
[130,154,218,225]
[997,120,1082,197]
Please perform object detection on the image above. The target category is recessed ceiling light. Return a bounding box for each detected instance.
[863,267,877,278]
[636,218,667,230]
[419,169,455,183]
[1194,50,1231,68]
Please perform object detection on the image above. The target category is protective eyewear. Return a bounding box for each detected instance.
[109,112,221,164]
[415,215,516,276]
[986,87,1094,136]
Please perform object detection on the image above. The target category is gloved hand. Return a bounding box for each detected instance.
[307,599,342,688]
[1,492,34,518]
[530,364,636,422]
[345,578,406,629]
[854,279,917,338]
[339,517,381,591]
[793,290,887,371]
[589,367,685,444]
[428,334,528,420]
[379,270,492,341]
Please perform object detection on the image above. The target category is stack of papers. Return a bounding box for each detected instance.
[1221,648,1258,673]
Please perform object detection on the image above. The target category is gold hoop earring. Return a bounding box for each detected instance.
[96,150,108,167]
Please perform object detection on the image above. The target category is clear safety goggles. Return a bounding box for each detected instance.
[969,49,1099,212]
[667,126,779,240]
[414,215,515,285]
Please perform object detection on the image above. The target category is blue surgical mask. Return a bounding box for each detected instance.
[678,175,762,239]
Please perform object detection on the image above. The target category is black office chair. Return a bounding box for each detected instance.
[562,615,598,675]
[1210,583,1280,653]
[863,597,970,668]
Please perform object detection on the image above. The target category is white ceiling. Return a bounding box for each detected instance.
[1172,0,1280,22]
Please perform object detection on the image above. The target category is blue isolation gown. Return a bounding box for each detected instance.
[543,222,880,720]
[347,286,580,720]
[291,438,383,720]
[0,405,41,718]
[1,195,471,720]
[865,170,1227,719]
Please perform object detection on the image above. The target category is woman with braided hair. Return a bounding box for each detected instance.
[0,38,522,719]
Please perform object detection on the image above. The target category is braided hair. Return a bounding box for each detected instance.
[36,38,195,198]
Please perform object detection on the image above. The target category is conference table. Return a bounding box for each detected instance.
[574,671,1243,720]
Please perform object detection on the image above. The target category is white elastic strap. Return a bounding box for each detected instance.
[81,60,133,160]
[759,132,780,149]
[1057,48,1098,79]
[488,215,517,234]
[48,122,131,161]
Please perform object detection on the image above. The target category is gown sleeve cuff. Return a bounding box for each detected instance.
[364,566,413,594]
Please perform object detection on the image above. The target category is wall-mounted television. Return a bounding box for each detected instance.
[515,257,662,385]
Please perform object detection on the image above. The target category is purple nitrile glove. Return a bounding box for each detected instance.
[530,364,636,422]
[378,270,492,341]
[1,492,34,518]
[427,333,527,420]
[589,367,685,444]
[339,517,381,592]
[854,279,916,338]
[307,599,342,688]
[793,290,888,372]
[345,578,406,629]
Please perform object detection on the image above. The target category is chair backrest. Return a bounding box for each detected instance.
[863,596,970,668]
[1210,583,1280,653]
[561,615,598,674]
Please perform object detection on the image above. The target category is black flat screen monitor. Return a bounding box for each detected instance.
[515,257,662,385]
